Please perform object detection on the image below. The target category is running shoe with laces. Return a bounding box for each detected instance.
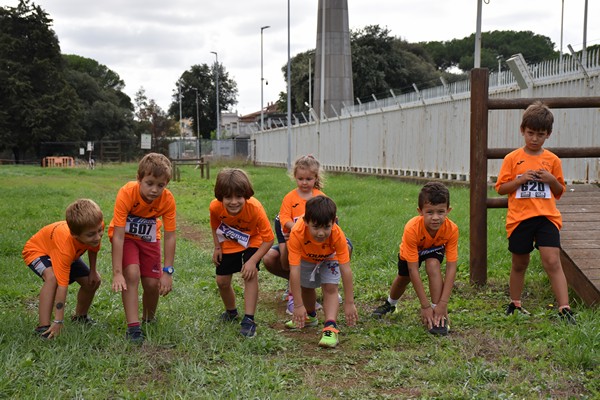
[505,302,530,316]
[284,315,319,329]
[371,301,396,318]
[428,318,449,336]
[240,317,257,338]
[220,311,240,322]
[71,314,96,325]
[558,307,576,324]
[126,327,144,343]
[318,326,340,348]
[34,325,51,339]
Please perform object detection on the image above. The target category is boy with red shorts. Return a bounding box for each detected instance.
[23,199,104,339]
[110,153,177,342]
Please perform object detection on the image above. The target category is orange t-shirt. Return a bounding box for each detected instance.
[22,221,103,287]
[287,218,350,265]
[108,181,176,242]
[495,148,565,237]
[210,197,274,254]
[399,216,459,263]
[278,188,325,233]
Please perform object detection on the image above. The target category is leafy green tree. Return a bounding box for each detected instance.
[423,30,558,71]
[168,63,238,139]
[133,87,178,147]
[63,54,135,142]
[0,0,81,162]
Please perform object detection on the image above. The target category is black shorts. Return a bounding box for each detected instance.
[273,214,286,245]
[508,216,560,254]
[28,255,90,284]
[216,248,260,276]
[397,247,445,277]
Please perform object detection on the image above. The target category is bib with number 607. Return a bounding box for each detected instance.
[125,215,158,242]
[515,175,551,199]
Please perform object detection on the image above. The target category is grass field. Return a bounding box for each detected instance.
[0,162,598,399]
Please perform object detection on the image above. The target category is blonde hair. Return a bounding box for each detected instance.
[65,199,103,235]
[214,168,254,201]
[291,154,325,190]
[137,153,172,181]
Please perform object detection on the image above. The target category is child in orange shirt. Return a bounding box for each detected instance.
[263,155,326,313]
[210,168,274,338]
[285,196,357,348]
[23,199,104,339]
[495,101,575,323]
[109,153,177,342]
[372,182,458,336]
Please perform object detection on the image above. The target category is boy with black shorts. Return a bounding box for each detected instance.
[23,199,104,339]
[210,168,274,338]
[372,182,458,336]
[495,101,575,323]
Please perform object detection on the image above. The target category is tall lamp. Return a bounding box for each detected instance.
[260,25,270,132]
[210,51,220,140]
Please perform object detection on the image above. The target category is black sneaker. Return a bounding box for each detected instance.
[34,325,51,339]
[126,327,145,343]
[558,308,576,325]
[371,301,396,318]
[71,314,96,325]
[429,318,449,336]
[220,311,239,322]
[505,302,530,316]
[240,317,256,338]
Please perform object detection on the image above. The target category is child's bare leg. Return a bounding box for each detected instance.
[425,259,443,304]
[389,275,411,301]
[243,273,258,315]
[39,268,57,326]
[321,283,339,322]
[74,276,100,316]
[263,246,290,280]
[301,286,318,313]
[141,276,160,321]
[122,264,141,324]
[509,253,530,302]
[539,246,570,307]
[216,274,236,310]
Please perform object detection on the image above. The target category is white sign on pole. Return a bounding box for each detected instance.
[141,134,152,150]
[87,141,93,151]
[79,147,85,155]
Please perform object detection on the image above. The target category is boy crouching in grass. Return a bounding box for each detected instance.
[23,199,104,339]
[285,195,357,348]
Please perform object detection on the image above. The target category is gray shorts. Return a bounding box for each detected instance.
[299,259,341,289]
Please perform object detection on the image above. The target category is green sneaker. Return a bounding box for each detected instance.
[284,315,318,329]
[318,326,339,348]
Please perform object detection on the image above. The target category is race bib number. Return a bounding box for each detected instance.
[216,222,250,248]
[516,175,551,199]
[125,215,157,242]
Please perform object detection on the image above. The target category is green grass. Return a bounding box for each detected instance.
[0,162,598,399]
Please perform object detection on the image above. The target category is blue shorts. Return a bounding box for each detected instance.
[397,247,445,277]
[28,255,90,284]
[508,216,560,254]
[298,259,341,289]
[273,215,286,245]
[216,248,260,276]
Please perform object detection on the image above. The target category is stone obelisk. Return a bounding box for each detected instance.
[313,0,354,119]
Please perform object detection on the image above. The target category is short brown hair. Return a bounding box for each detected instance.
[418,182,450,209]
[137,153,172,181]
[214,168,254,201]
[304,195,336,226]
[65,199,103,235]
[520,101,554,134]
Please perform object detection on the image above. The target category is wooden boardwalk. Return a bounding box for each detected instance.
[557,184,600,307]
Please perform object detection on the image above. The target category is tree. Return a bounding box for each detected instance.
[0,0,81,162]
[63,54,135,142]
[168,63,238,139]
[423,30,557,71]
[133,87,178,148]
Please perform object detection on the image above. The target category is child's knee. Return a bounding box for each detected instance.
[216,276,231,290]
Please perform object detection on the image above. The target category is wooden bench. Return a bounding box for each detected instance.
[171,158,210,182]
[42,156,75,168]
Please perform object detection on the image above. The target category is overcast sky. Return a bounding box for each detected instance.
[3,0,598,116]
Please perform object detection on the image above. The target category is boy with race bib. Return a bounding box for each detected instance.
[109,153,177,342]
[495,101,575,323]
[210,168,274,338]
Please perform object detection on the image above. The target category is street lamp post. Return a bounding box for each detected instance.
[192,87,201,157]
[210,51,220,140]
[260,25,270,132]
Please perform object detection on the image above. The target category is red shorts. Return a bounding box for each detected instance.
[123,237,162,279]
